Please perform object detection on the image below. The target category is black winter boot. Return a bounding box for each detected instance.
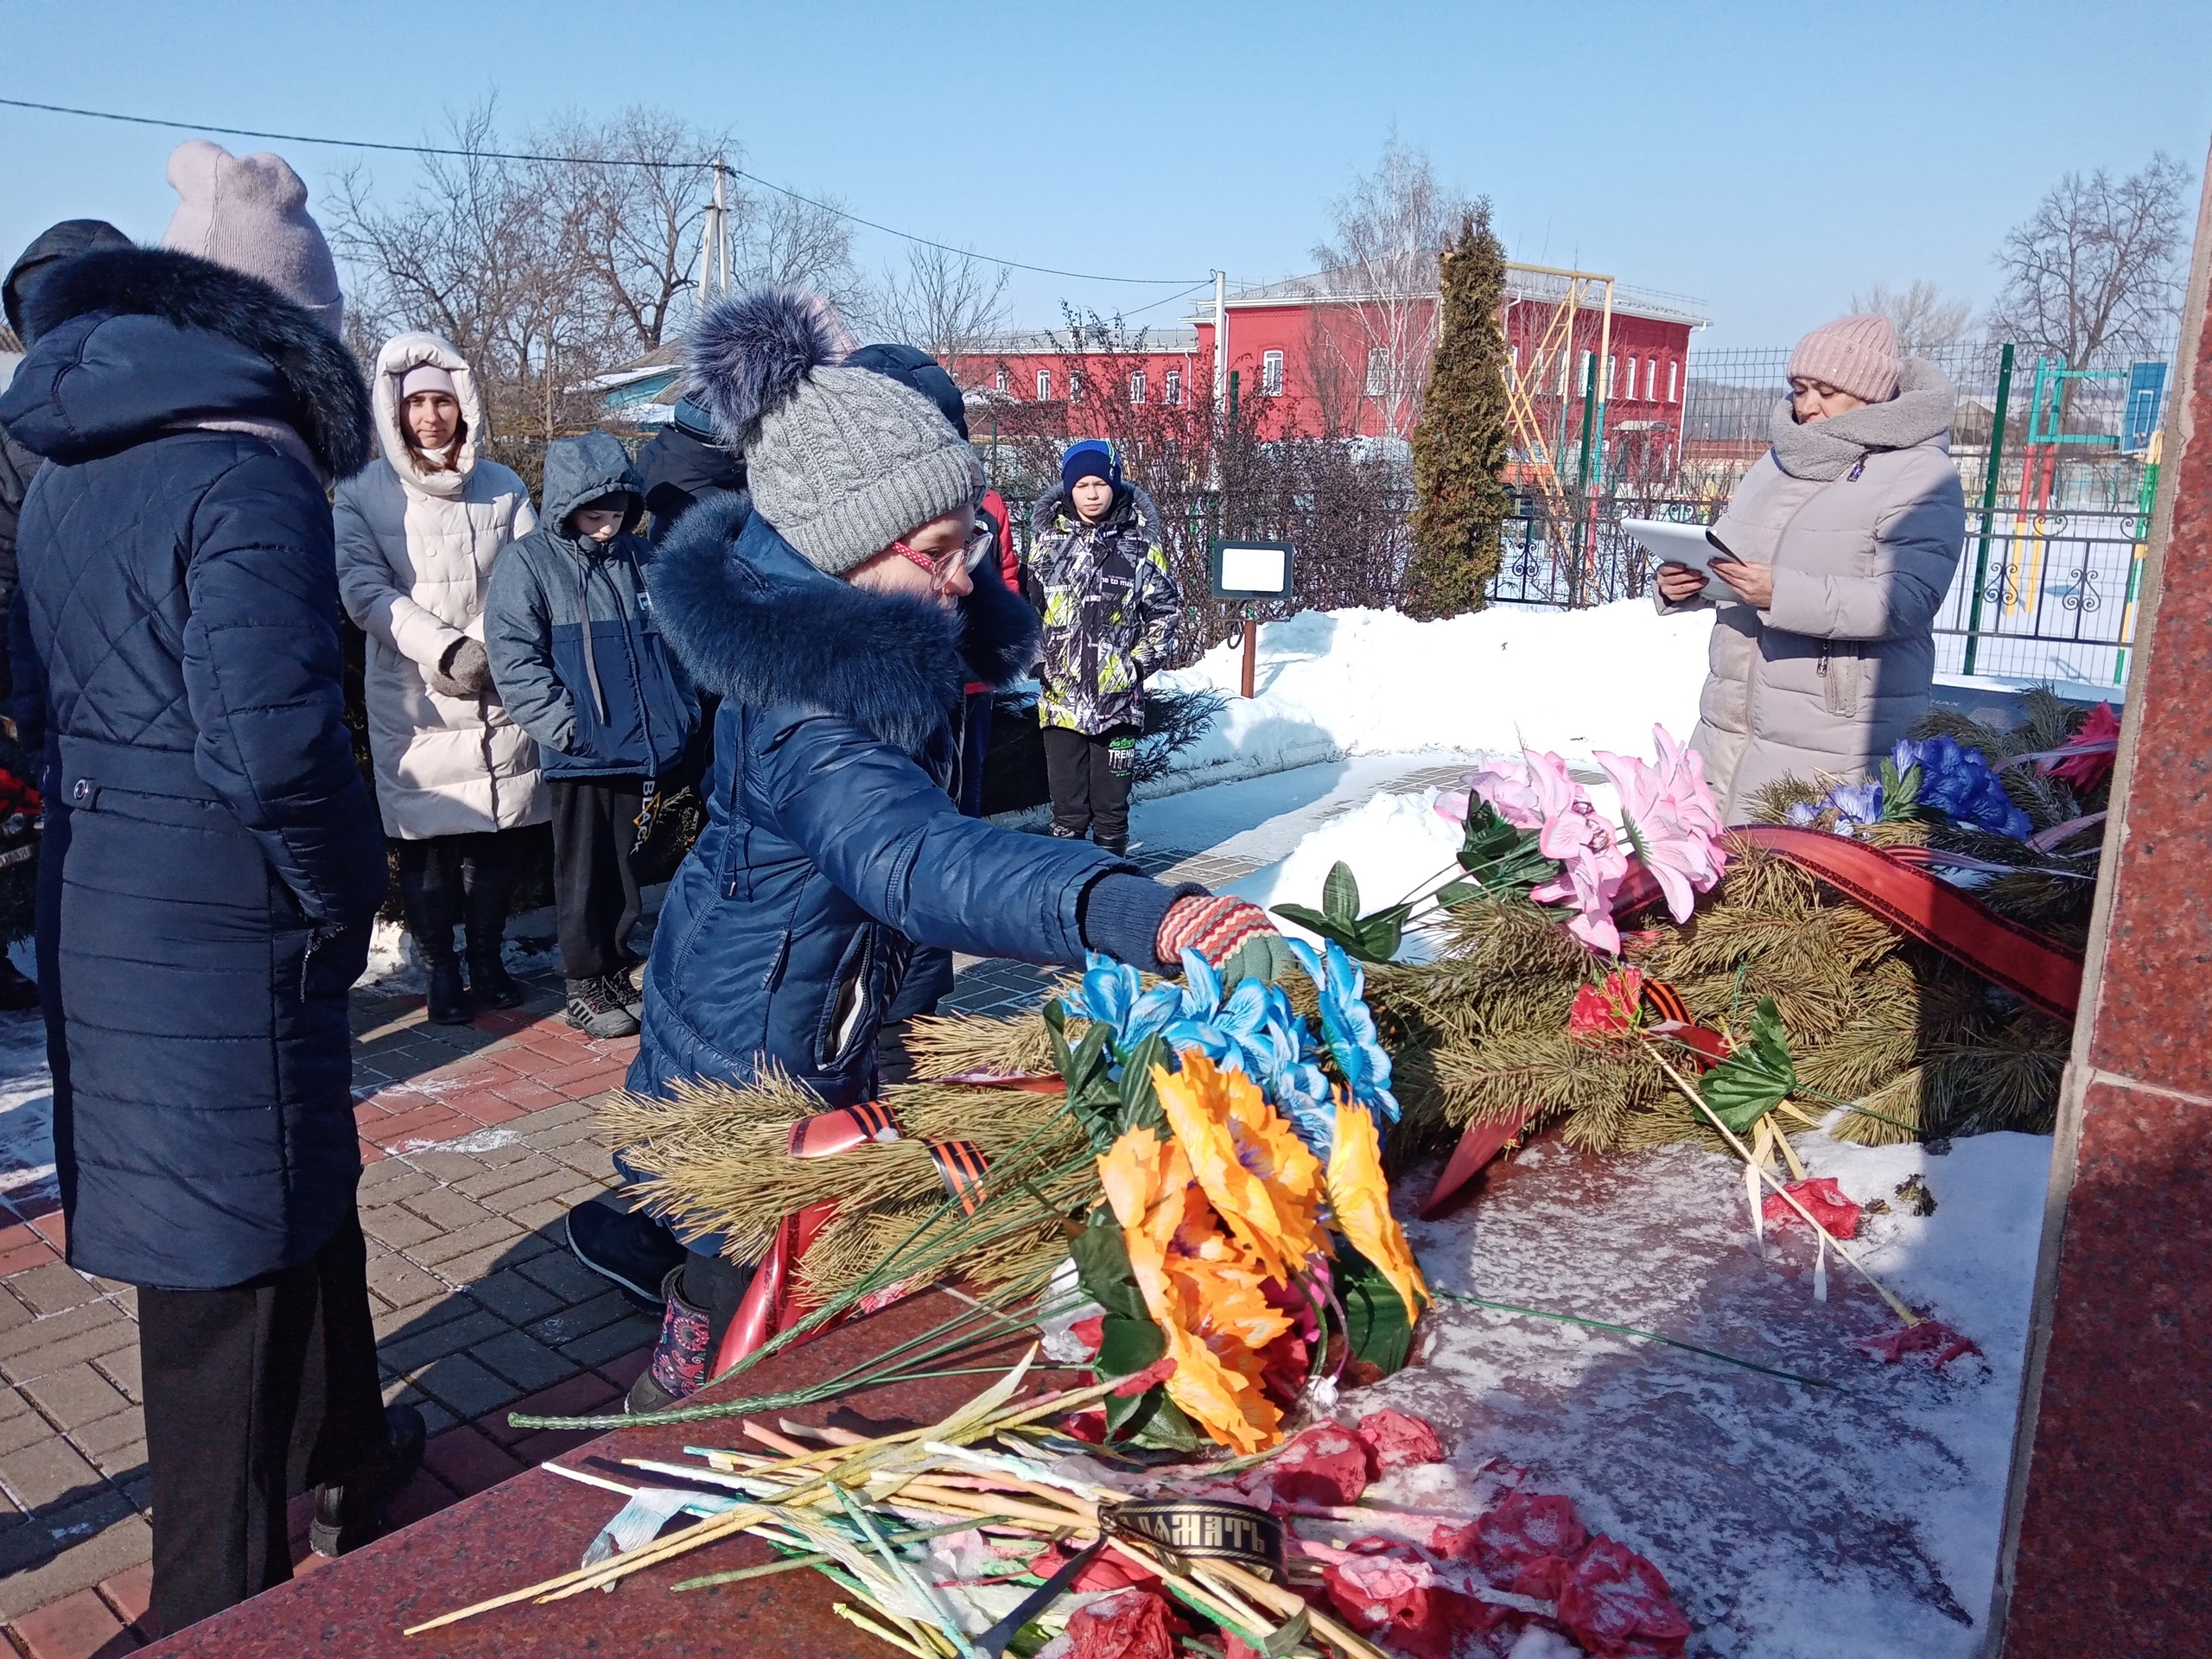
[309,1403,427,1557]
[425,957,473,1025]
[629,1266,713,1414]
[462,842,527,1008]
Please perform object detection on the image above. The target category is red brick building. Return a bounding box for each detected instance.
[949,266,1706,480]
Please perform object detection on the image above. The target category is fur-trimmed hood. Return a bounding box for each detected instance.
[650,493,1039,756]
[0,245,372,479]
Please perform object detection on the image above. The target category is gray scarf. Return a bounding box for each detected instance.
[1767,356,1957,481]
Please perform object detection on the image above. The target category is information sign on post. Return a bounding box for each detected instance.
[1207,539,1295,699]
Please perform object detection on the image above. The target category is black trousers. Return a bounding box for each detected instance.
[1042,724,1139,852]
[392,828,531,965]
[139,1206,386,1637]
[547,776,645,981]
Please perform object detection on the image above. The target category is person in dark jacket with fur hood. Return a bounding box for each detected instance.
[0,143,421,1637]
[562,289,1282,1411]
[0,219,133,1017]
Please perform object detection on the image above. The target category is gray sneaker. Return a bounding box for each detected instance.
[564,976,639,1039]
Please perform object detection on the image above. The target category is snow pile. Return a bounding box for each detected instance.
[1224,786,1467,962]
[1150,601,1713,792]
[0,1011,54,1209]
[1373,1130,2050,1656]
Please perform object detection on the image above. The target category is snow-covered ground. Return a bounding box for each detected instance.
[1147,600,1713,796]
[1371,1129,2050,1656]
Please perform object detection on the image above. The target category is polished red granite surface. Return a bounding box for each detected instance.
[139,1294,1074,1657]
[1999,167,2212,1654]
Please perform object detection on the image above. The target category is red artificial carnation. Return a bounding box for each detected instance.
[2042,702,2120,791]
[1556,1537,1692,1657]
[1321,1540,1500,1658]
[1858,1319,1981,1368]
[1109,1353,1179,1397]
[1568,967,1644,1042]
[1760,1176,1861,1239]
[1472,1491,1587,1576]
[1353,1408,1445,1472]
[1510,1553,1571,1602]
[1065,1587,1181,1659]
[1247,1422,1374,1509]
[1068,1313,1105,1358]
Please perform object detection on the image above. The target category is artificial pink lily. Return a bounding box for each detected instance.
[1460,757,1548,830]
[1513,748,1630,954]
[1594,725,1728,925]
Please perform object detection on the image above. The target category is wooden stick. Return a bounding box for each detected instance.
[1643,1045,1919,1325]
[1197,1557,1393,1659]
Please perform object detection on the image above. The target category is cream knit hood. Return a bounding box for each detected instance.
[372,331,484,497]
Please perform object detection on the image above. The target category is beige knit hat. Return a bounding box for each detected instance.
[162,140,345,338]
[1789,314,1900,404]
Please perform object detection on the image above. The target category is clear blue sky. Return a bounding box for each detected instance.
[4,0,2209,349]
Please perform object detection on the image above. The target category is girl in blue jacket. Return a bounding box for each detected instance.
[565,289,1275,1410]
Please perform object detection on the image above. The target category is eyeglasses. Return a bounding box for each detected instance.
[889,523,995,588]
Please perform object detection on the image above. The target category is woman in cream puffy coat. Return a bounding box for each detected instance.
[335,333,543,1021]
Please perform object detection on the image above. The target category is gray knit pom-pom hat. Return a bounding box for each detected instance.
[687,288,982,576]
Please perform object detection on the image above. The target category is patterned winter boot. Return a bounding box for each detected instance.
[628,1266,712,1414]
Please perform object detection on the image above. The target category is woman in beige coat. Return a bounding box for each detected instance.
[1656,314,1966,822]
[335,333,544,1021]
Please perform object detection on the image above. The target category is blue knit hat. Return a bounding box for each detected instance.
[1061,438,1119,492]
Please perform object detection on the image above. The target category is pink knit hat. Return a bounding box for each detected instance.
[397,362,459,402]
[1788,314,1900,404]
[162,140,344,338]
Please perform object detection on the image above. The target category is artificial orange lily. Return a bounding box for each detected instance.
[1325,1096,1428,1323]
[1153,1054,1326,1282]
[1096,1124,1289,1452]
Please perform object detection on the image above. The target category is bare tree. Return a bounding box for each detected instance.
[734,188,866,319]
[534,107,732,353]
[1848,279,1974,353]
[331,103,609,444]
[1985,154,2192,367]
[867,243,1012,368]
[1310,136,1473,442]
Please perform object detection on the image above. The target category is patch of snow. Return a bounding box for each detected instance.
[1224,786,1467,962]
[1366,1130,2050,1656]
[0,1011,54,1208]
[1148,600,1712,794]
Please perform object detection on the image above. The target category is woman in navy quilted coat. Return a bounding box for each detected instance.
[0,142,422,1634]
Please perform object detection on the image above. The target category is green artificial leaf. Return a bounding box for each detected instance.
[1051,1012,1122,1154]
[1699,996,1799,1135]
[1113,1032,1168,1138]
[1104,1378,1163,1438]
[1094,1313,1166,1379]
[1129,1393,1205,1452]
[1455,798,1560,896]
[1069,1210,1148,1324]
[1436,880,1481,909]
[1335,1243,1418,1375]
[1274,860,1414,963]
[1354,905,1411,963]
[1322,860,1361,927]
[1879,759,1923,822]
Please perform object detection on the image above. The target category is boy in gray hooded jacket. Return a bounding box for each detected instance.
[486,432,697,1034]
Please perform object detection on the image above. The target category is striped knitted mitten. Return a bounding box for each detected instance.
[1156,893,1278,975]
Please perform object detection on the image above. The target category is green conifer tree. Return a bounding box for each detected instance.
[1405,202,1513,620]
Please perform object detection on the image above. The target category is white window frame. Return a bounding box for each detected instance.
[1069,370,1083,399]
[1262,349,1285,397]
[1668,359,1680,404]
[1624,356,1638,400]
[1363,347,1389,397]
[1129,370,1146,405]
[1036,368,1051,401]
[995,367,1008,394]
[1165,367,1183,405]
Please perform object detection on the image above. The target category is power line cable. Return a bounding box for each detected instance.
[0,94,1211,288]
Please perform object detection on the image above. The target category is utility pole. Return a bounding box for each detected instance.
[698,156,732,306]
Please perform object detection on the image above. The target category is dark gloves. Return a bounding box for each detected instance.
[429,636,493,699]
